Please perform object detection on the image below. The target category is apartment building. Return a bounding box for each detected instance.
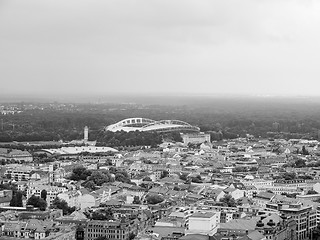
[5,167,33,181]
[84,219,137,240]
[27,184,67,206]
[265,200,317,240]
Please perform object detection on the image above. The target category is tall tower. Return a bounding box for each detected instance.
[84,126,89,142]
[48,165,54,184]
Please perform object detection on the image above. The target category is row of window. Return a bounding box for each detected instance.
[87,229,123,234]
[87,233,124,239]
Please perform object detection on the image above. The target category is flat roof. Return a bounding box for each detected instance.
[190,212,216,218]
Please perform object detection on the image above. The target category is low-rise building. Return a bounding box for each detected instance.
[0,190,12,207]
[5,166,33,181]
[182,133,211,145]
[0,148,33,162]
[186,212,218,235]
[27,184,67,206]
[84,218,138,240]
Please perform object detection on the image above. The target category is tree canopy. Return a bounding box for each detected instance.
[91,208,113,221]
[51,197,76,215]
[10,191,23,207]
[40,189,47,201]
[219,194,237,207]
[146,194,164,205]
[69,166,92,181]
[27,195,47,211]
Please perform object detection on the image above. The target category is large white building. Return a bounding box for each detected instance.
[181,133,211,145]
[105,118,200,133]
[39,146,118,157]
[186,212,218,235]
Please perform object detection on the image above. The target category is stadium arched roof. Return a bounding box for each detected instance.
[105,118,200,133]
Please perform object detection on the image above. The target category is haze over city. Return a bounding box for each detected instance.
[1,0,320,100]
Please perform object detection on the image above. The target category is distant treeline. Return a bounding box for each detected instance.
[1,100,320,144]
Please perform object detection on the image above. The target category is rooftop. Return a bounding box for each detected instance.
[190,212,216,218]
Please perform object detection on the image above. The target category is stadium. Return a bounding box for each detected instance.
[105,118,200,133]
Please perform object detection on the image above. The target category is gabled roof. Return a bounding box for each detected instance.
[223,187,238,194]
[219,217,259,231]
[148,186,169,195]
[186,193,204,200]
[245,186,257,190]
[206,188,224,197]
[239,230,265,240]
[231,182,246,190]
[158,177,184,184]
[26,219,53,233]
[3,221,23,232]
[56,210,88,222]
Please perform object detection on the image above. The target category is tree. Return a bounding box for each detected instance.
[173,186,180,191]
[295,159,306,168]
[139,183,149,190]
[160,170,169,179]
[51,197,75,215]
[133,196,141,204]
[283,172,296,180]
[40,189,47,201]
[143,176,152,182]
[70,166,92,181]
[27,195,47,211]
[10,191,23,207]
[219,194,237,207]
[190,175,202,183]
[115,171,130,183]
[307,190,318,195]
[146,194,164,205]
[83,180,96,191]
[311,224,320,240]
[91,208,113,220]
[179,173,188,181]
[87,170,112,185]
[129,233,136,240]
[301,146,309,155]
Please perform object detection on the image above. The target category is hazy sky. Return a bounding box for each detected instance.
[1,0,320,98]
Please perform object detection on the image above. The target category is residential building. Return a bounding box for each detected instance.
[5,166,33,181]
[186,212,218,235]
[253,192,275,208]
[27,184,67,206]
[84,219,137,240]
[0,190,12,207]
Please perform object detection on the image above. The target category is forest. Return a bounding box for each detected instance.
[1,97,320,145]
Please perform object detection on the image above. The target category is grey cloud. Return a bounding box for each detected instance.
[1,0,320,97]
